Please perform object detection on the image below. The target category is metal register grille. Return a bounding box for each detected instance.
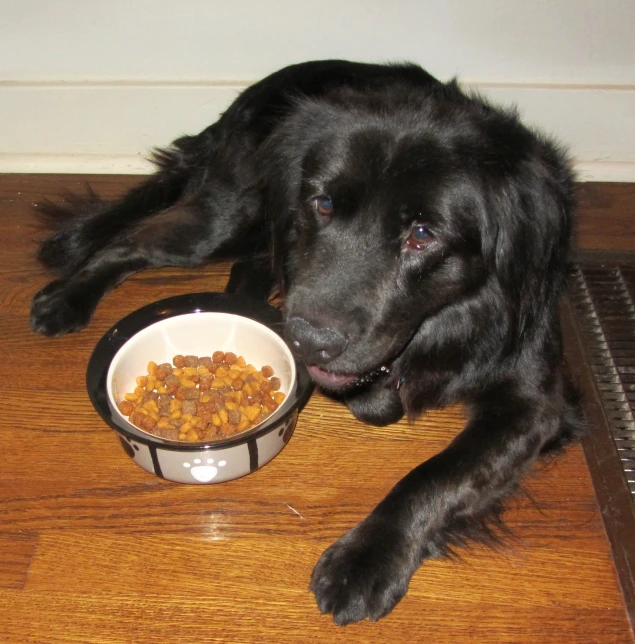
[569,262,635,501]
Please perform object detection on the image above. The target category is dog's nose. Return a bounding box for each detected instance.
[286,316,347,363]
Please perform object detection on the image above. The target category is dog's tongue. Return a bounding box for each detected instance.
[307,365,356,388]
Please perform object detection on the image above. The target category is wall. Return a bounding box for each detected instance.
[1,0,633,180]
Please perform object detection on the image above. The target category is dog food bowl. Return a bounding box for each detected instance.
[87,293,313,484]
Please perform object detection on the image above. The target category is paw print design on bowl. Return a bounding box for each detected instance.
[119,435,139,458]
[278,416,295,444]
[183,458,227,483]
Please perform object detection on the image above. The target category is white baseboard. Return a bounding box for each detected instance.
[2,155,634,183]
[1,81,633,182]
[0,153,155,175]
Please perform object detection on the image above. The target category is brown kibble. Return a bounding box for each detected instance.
[152,427,179,441]
[141,390,159,404]
[212,351,225,363]
[197,401,214,415]
[164,373,179,388]
[156,363,172,381]
[224,352,237,365]
[181,400,197,416]
[119,400,135,416]
[153,425,180,440]
[228,409,241,425]
[269,377,281,391]
[130,410,157,431]
[173,355,187,368]
[199,374,213,391]
[220,422,238,435]
[263,396,279,412]
[185,355,199,368]
[261,365,274,378]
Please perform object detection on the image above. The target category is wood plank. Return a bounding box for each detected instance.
[0,533,38,590]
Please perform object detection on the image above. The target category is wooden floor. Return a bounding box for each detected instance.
[0,175,634,643]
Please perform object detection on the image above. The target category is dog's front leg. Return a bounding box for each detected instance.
[310,383,557,625]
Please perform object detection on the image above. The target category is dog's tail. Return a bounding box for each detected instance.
[35,130,211,276]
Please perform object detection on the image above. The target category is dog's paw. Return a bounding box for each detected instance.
[30,280,95,336]
[310,519,416,625]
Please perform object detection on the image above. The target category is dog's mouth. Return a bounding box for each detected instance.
[306,364,391,391]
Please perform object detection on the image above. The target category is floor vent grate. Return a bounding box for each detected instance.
[569,262,635,501]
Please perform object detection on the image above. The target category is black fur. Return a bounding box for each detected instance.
[30,60,585,625]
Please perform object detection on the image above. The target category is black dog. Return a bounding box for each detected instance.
[30,60,584,625]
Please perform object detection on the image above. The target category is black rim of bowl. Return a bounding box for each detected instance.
[87,292,314,451]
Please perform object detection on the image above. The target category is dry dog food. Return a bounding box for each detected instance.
[117,352,285,442]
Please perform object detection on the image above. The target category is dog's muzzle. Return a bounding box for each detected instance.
[285,316,348,364]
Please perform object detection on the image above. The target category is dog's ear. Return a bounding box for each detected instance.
[256,118,308,296]
[257,98,331,295]
[483,139,576,340]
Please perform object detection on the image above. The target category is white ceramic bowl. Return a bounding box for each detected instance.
[87,293,313,484]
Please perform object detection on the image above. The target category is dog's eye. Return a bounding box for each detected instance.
[314,196,334,217]
[405,224,433,250]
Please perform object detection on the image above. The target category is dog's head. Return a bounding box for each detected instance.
[262,85,576,392]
